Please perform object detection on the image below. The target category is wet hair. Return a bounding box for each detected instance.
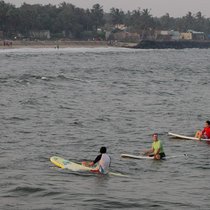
[206,121,210,125]
[100,147,107,153]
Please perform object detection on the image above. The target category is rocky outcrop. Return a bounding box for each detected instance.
[133,40,210,49]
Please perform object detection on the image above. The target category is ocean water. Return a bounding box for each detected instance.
[0,47,210,210]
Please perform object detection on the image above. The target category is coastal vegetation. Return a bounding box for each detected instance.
[0,0,210,40]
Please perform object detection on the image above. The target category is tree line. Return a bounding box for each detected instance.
[0,0,210,40]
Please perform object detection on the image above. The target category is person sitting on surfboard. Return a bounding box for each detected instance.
[144,133,166,160]
[82,147,111,174]
[195,120,210,140]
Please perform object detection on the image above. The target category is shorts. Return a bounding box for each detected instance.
[99,166,109,175]
[159,153,166,159]
[203,135,210,139]
[90,166,108,175]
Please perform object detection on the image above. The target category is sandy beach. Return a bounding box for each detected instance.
[0,40,110,49]
[0,40,138,49]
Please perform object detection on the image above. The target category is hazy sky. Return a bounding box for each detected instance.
[4,0,210,17]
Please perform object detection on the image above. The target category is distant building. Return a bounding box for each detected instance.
[113,31,140,42]
[180,30,205,40]
[29,30,51,39]
[114,24,127,31]
[155,30,180,41]
[170,31,180,40]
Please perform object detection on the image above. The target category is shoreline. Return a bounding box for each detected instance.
[0,40,111,49]
[0,40,138,49]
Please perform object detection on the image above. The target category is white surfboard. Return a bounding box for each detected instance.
[121,153,187,160]
[168,132,210,142]
[121,154,154,159]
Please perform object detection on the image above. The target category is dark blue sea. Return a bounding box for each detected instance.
[0,47,210,210]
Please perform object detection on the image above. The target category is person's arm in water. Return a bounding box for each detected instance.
[90,154,102,166]
[154,146,162,160]
[154,147,160,155]
[144,147,154,156]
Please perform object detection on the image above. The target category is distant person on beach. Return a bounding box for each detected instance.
[195,120,210,140]
[144,133,166,160]
[3,40,12,47]
[82,147,111,174]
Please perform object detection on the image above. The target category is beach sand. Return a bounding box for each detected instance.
[0,40,137,49]
[0,40,110,49]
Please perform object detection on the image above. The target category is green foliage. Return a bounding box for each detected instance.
[0,0,210,39]
[109,8,125,25]
[90,4,104,31]
[80,30,94,40]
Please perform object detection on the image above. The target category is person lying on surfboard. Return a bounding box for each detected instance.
[144,133,166,160]
[195,120,210,140]
[82,147,111,174]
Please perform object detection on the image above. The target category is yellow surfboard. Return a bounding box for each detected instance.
[50,156,93,171]
[50,156,128,177]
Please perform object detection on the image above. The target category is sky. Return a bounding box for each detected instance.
[4,0,210,17]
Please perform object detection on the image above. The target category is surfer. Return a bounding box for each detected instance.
[82,147,111,174]
[144,133,166,160]
[195,120,210,140]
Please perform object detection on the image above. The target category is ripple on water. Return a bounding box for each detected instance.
[0,48,210,210]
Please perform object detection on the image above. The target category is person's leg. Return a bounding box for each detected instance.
[195,130,202,138]
[154,154,160,160]
[90,168,100,173]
